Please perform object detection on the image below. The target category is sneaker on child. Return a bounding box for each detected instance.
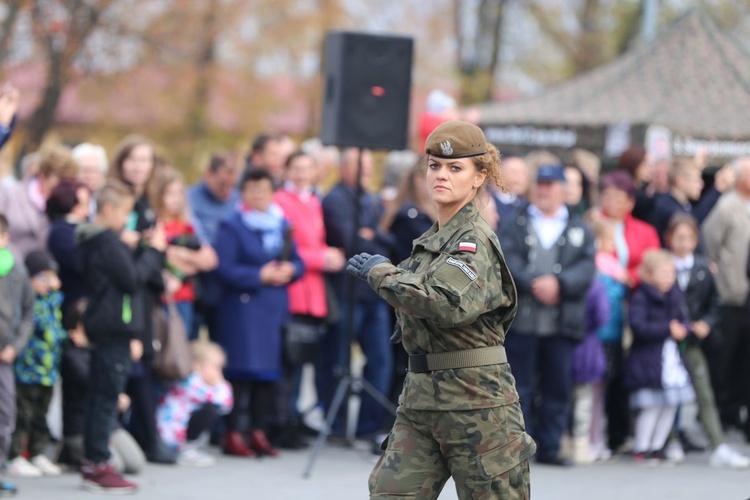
[7,457,42,478]
[81,461,138,494]
[0,481,17,497]
[177,448,216,468]
[709,444,750,469]
[634,451,661,466]
[30,455,62,476]
[663,440,685,464]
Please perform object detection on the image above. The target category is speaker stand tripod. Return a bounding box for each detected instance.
[302,148,398,478]
[302,365,397,478]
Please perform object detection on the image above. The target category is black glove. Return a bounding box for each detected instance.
[346,252,390,280]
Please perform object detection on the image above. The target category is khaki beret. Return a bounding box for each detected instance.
[424,121,488,159]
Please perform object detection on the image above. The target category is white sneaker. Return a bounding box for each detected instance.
[709,444,750,469]
[663,440,685,464]
[302,407,326,433]
[7,456,42,478]
[594,447,612,462]
[588,441,612,462]
[177,448,216,467]
[31,454,62,476]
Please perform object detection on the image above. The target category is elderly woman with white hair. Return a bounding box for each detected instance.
[72,143,108,194]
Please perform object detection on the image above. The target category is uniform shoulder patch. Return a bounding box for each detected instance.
[445,256,477,281]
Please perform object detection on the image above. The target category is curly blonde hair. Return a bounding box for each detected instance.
[472,143,507,192]
[38,145,79,179]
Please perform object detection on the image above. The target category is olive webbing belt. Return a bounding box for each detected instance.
[408,345,507,373]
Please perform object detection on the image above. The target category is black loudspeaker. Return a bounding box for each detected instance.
[321,31,413,151]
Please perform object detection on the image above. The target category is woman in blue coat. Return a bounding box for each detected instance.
[214,169,304,457]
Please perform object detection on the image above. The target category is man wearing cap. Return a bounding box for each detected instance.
[499,165,595,466]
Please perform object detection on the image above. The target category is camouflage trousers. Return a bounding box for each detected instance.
[369,403,536,499]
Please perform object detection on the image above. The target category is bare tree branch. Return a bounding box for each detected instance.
[0,0,24,71]
[25,0,118,148]
[455,0,507,104]
[527,1,579,58]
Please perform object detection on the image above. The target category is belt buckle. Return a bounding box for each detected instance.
[408,355,429,373]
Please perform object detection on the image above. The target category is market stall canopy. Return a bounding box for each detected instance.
[477,10,750,160]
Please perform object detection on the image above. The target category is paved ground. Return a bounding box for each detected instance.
[16,366,750,499]
[10,433,750,500]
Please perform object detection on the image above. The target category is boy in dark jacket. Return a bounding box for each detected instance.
[75,180,167,494]
[0,213,35,497]
[651,158,728,245]
[665,213,750,468]
[59,299,146,475]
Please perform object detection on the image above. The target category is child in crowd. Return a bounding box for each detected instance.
[586,217,629,461]
[571,225,610,464]
[664,213,750,468]
[76,179,167,493]
[58,299,146,475]
[157,341,233,467]
[0,214,35,497]
[626,249,695,465]
[152,169,217,337]
[7,250,65,478]
[652,157,725,243]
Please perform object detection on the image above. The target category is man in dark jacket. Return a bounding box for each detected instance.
[187,152,240,340]
[75,180,166,494]
[499,165,596,466]
[320,148,395,442]
[492,154,529,224]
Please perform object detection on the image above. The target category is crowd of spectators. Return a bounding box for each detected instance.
[1,81,750,494]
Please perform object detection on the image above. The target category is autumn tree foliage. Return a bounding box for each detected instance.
[0,0,747,176]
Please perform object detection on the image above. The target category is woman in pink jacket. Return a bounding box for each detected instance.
[272,151,345,448]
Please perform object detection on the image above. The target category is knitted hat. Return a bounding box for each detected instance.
[25,250,58,277]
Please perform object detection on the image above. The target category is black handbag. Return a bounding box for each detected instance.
[283,315,326,365]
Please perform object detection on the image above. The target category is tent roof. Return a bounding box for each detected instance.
[478,11,750,139]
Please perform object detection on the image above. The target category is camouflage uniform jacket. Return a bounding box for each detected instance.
[367,200,519,411]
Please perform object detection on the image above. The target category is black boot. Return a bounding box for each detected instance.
[270,423,308,450]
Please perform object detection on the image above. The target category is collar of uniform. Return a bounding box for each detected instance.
[414,200,478,252]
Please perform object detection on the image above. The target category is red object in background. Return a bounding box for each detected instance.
[163,219,197,303]
[418,112,449,151]
[371,86,386,97]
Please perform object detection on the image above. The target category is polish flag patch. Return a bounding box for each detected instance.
[458,241,477,253]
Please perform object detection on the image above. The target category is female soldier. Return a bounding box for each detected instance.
[347,121,535,499]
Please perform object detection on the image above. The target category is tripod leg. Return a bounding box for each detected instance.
[302,375,351,478]
[359,377,398,417]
